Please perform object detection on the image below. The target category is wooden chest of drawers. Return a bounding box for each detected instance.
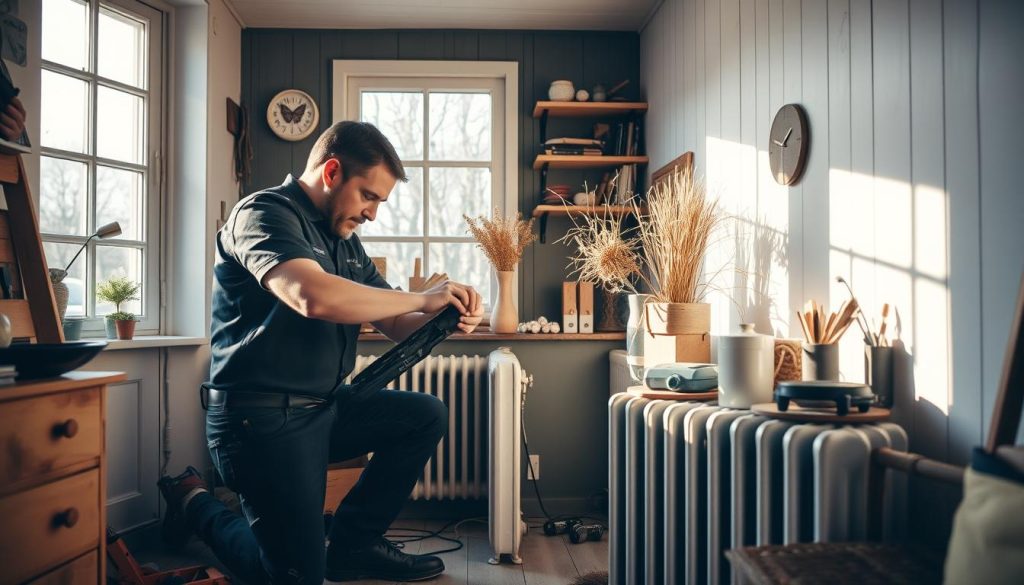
[0,371,125,585]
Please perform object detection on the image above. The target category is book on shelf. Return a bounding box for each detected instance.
[544,146,603,156]
[544,137,605,147]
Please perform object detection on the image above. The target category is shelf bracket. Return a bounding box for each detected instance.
[539,211,549,244]
[539,162,550,199]
[539,109,549,144]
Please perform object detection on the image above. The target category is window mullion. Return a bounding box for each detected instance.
[422,88,430,274]
[88,0,100,318]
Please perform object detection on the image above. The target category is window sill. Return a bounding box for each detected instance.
[97,335,209,351]
[358,330,625,342]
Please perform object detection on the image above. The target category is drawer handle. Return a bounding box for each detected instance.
[54,419,79,439]
[54,507,80,529]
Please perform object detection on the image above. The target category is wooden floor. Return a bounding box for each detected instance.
[128,517,609,585]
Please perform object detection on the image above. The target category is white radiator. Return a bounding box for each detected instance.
[350,354,488,501]
[486,347,530,564]
[609,396,909,585]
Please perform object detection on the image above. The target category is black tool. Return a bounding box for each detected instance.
[774,380,875,416]
[348,304,462,401]
[543,518,582,536]
[569,523,606,544]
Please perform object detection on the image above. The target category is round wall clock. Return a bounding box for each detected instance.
[768,103,809,185]
[267,89,319,141]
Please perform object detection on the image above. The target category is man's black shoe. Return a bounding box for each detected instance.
[325,537,445,582]
[157,466,205,549]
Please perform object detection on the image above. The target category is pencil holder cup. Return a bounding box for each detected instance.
[865,345,894,408]
[802,343,839,381]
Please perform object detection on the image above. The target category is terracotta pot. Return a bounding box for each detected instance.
[114,319,137,340]
[490,271,518,333]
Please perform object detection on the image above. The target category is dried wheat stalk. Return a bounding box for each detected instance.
[636,165,722,304]
[463,209,537,272]
[560,167,722,304]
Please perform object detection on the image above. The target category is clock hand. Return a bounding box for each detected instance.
[781,127,793,147]
[772,139,784,147]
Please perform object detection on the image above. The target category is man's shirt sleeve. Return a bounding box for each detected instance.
[223,195,317,288]
[355,239,393,291]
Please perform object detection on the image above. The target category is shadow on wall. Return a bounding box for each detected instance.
[733,216,788,337]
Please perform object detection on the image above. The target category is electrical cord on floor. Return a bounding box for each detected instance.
[385,519,465,555]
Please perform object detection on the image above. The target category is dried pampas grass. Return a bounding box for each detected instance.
[561,166,722,304]
[464,209,537,272]
[636,165,722,304]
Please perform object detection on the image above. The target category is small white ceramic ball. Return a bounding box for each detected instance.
[528,321,541,334]
[537,316,548,326]
[575,89,590,102]
[541,323,552,333]
[550,322,561,333]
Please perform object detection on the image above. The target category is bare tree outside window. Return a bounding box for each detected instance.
[357,89,495,304]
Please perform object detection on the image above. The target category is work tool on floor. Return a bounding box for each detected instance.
[106,528,230,585]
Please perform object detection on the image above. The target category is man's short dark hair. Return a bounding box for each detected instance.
[306,121,407,183]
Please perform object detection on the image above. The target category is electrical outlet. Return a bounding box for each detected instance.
[527,454,540,480]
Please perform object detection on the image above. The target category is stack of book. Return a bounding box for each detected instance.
[0,365,17,386]
[543,137,604,156]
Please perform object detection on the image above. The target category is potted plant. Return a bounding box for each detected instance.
[464,209,537,333]
[560,166,723,377]
[96,276,141,340]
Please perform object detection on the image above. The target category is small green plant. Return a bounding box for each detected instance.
[96,276,141,320]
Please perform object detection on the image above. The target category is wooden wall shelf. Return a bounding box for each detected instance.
[531,204,645,243]
[359,331,625,342]
[532,101,649,119]
[532,154,649,171]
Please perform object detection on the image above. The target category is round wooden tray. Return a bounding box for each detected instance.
[751,402,891,423]
[626,385,718,402]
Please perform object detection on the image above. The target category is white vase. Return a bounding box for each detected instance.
[548,80,574,102]
[716,323,775,408]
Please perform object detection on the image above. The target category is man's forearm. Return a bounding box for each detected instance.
[376,310,438,343]
[305,272,427,323]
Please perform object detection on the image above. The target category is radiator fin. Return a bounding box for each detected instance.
[350,354,488,501]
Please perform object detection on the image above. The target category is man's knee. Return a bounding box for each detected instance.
[423,394,448,438]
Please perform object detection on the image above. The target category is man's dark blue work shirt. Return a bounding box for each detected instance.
[209,175,391,397]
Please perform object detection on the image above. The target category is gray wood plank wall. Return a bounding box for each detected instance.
[640,0,1024,547]
[241,29,640,323]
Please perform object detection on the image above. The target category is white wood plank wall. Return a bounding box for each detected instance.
[640,0,1024,545]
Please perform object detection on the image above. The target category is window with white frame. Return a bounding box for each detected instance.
[336,61,518,310]
[39,0,164,334]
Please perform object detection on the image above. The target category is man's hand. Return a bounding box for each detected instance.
[0,97,26,142]
[421,280,484,333]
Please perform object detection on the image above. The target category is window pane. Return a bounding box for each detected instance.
[360,91,423,160]
[428,168,492,237]
[41,71,89,153]
[359,242,424,290]
[96,246,143,315]
[97,86,145,164]
[97,166,144,240]
[429,243,491,304]
[39,157,88,236]
[44,242,87,317]
[42,0,89,71]
[360,167,423,237]
[429,93,491,161]
[98,6,146,88]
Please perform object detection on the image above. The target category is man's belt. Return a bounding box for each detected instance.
[203,387,328,410]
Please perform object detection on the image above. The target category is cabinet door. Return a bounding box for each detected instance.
[87,350,160,531]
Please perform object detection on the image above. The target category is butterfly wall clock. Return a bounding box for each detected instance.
[266,89,319,141]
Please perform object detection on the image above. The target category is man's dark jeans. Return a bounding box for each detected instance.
[185,389,448,584]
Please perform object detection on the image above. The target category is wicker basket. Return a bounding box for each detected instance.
[773,338,802,385]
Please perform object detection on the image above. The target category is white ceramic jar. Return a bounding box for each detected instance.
[715,323,775,408]
[548,80,575,102]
